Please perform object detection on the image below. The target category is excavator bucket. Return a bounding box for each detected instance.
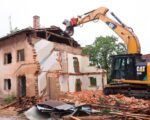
[63,18,78,36]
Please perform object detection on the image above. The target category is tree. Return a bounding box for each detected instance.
[82,36,127,82]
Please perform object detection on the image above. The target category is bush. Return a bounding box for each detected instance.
[4,95,16,104]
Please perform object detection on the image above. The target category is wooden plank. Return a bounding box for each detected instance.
[70,116,81,120]
[110,111,150,120]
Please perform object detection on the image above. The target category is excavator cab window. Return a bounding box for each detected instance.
[113,57,126,79]
[111,55,137,80]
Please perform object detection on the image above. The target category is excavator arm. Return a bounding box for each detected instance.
[63,7,141,54]
[63,7,150,99]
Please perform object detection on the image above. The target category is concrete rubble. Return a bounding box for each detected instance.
[59,91,150,120]
[0,91,150,120]
[59,91,150,111]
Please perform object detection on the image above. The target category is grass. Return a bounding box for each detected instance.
[4,95,16,104]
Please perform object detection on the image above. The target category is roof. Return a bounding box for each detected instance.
[0,26,80,47]
[0,28,33,41]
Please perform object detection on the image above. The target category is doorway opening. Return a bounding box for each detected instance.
[18,75,26,97]
[75,79,81,92]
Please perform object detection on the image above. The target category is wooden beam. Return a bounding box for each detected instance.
[46,31,74,41]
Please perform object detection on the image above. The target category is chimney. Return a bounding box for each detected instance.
[33,15,40,29]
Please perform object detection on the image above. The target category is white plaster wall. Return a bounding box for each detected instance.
[68,54,82,73]
[81,75,103,91]
[67,53,105,73]
[59,75,68,92]
[68,76,82,92]
[34,39,62,96]
[67,53,107,92]
[34,39,54,63]
[81,56,104,73]
[81,75,102,91]
[67,74,106,92]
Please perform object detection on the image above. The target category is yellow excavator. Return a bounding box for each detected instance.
[63,7,150,98]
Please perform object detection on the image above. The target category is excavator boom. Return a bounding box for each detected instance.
[63,6,150,99]
[63,7,141,54]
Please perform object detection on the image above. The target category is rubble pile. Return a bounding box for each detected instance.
[60,90,103,104]
[0,96,39,114]
[59,91,150,115]
[14,96,38,112]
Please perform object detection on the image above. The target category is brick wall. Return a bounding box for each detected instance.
[0,33,39,97]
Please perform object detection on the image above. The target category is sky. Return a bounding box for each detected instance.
[0,0,150,54]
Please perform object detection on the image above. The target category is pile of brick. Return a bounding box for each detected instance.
[14,96,38,112]
[0,96,39,114]
[59,91,150,115]
[60,90,103,104]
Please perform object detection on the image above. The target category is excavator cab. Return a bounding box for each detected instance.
[111,54,137,80]
[111,54,147,81]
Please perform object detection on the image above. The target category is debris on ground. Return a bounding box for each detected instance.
[0,96,38,115]
[25,100,92,120]
[37,100,74,117]
[0,91,150,120]
[59,91,150,119]
[59,91,150,113]
[15,96,38,113]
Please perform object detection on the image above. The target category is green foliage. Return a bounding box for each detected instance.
[4,95,16,104]
[82,36,127,82]
[101,109,111,115]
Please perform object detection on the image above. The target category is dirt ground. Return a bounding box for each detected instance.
[0,106,27,120]
[0,95,27,120]
[0,114,27,120]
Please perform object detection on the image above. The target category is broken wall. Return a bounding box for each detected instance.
[67,53,105,73]
[66,53,107,92]
[59,75,69,92]
[59,74,106,92]
[34,36,107,98]
[34,39,62,96]
[58,53,107,93]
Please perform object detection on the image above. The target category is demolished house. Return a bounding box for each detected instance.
[0,16,107,100]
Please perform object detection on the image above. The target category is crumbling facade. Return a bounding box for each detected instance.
[0,16,107,99]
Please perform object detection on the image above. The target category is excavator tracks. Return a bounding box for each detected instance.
[104,84,150,99]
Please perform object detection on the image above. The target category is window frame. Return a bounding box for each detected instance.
[4,52,12,65]
[17,49,25,62]
[89,77,97,86]
[4,79,11,91]
[73,57,80,73]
